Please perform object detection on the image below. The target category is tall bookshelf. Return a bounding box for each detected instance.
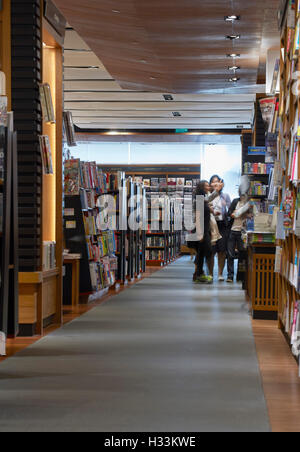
[99,164,201,265]
[276,0,300,364]
[18,18,64,336]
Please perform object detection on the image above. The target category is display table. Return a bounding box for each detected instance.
[63,255,81,307]
[246,233,278,320]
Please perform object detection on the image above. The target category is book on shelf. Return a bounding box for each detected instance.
[64,159,81,195]
[63,111,77,147]
[167,178,176,188]
[293,17,300,59]
[270,59,280,95]
[283,189,296,230]
[134,176,143,184]
[39,83,55,124]
[176,178,185,187]
[39,135,54,175]
[0,96,7,127]
[43,241,56,271]
[259,97,278,131]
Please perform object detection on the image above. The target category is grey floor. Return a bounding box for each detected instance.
[0,257,270,432]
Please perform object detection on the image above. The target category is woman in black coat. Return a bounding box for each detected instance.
[191,181,213,284]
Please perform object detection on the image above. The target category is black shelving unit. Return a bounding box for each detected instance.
[0,116,19,347]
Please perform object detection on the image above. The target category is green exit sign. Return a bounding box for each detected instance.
[175,129,188,134]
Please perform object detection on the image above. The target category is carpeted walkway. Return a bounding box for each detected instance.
[0,257,270,432]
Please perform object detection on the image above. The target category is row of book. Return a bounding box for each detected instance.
[133,177,200,190]
[249,182,268,196]
[146,237,165,248]
[42,241,56,271]
[64,159,123,195]
[247,233,276,245]
[146,250,165,261]
[243,162,274,175]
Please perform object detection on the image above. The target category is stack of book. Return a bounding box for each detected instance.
[43,241,56,271]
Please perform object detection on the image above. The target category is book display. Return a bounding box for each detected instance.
[275,0,300,364]
[64,160,136,298]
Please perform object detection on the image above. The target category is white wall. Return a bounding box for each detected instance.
[70,141,241,200]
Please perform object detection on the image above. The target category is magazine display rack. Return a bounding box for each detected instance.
[64,160,128,300]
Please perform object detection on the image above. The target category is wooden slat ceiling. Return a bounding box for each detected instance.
[52,0,279,131]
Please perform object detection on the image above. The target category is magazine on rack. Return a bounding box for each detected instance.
[259,97,277,131]
[39,135,54,175]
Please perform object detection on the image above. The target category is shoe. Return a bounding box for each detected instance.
[206,276,213,285]
[227,278,234,283]
[218,276,225,282]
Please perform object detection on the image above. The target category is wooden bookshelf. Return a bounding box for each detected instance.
[18,19,63,336]
[276,0,300,361]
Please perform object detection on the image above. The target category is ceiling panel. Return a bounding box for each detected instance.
[64,50,105,68]
[64,67,113,80]
[69,110,252,119]
[75,123,249,130]
[64,80,124,91]
[64,101,255,111]
[54,0,279,93]
[55,1,279,132]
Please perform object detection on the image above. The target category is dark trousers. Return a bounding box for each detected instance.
[227,231,245,279]
[196,234,212,277]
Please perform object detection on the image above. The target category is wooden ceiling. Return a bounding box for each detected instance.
[52,0,279,131]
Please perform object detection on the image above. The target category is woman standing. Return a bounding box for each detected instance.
[208,175,231,281]
[189,180,223,284]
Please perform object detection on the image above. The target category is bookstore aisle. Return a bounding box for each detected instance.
[0,257,270,432]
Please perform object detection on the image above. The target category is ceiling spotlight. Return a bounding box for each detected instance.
[227,53,241,58]
[172,112,182,117]
[163,94,174,101]
[224,15,240,22]
[229,77,240,82]
[228,65,240,71]
[226,35,240,40]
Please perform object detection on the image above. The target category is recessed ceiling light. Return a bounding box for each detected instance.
[163,95,174,101]
[229,77,240,82]
[112,10,120,13]
[226,35,241,40]
[150,76,156,80]
[224,15,240,22]
[227,53,241,58]
[228,65,240,71]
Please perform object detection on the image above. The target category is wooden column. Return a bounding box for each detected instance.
[0,0,11,109]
